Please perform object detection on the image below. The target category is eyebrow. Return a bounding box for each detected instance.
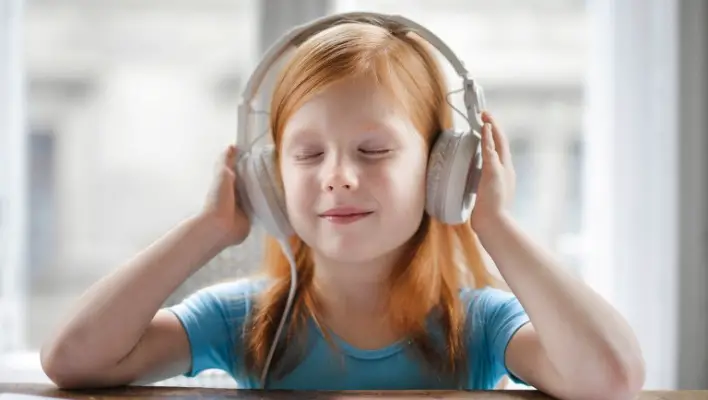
[280,128,319,153]
[282,116,406,147]
[358,119,405,138]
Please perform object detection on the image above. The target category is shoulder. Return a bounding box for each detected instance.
[164,277,272,377]
[460,285,528,334]
[459,286,531,388]
[167,277,271,332]
[190,277,270,302]
[460,286,520,315]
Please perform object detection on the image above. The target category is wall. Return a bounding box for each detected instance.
[677,0,708,389]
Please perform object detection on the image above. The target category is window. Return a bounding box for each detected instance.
[508,137,535,230]
[2,0,259,384]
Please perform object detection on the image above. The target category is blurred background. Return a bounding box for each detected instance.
[1,0,706,391]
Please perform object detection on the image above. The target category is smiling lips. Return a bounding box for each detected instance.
[319,207,374,225]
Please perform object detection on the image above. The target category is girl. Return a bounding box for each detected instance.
[40,16,645,400]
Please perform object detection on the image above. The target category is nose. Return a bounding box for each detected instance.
[325,183,352,191]
[323,176,357,192]
[321,159,359,193]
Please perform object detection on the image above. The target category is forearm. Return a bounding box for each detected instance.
[42,214,230,371]
[475,212,644,385]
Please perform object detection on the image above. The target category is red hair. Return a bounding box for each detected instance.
[243,17,498,384]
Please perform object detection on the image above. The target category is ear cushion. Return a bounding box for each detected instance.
[235,145,293,240]
[426,129,482,224]
[426,129,457,221]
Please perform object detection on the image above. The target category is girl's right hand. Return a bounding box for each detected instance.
[200,145,251,247]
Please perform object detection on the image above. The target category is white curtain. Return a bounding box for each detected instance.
[0,0,27,354]
[584,0,708,389]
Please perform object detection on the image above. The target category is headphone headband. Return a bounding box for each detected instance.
[236,11,485,148]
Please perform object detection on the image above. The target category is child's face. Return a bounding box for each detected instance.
[279,77,429,264]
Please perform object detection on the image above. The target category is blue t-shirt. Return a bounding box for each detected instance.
[166,278,530,390]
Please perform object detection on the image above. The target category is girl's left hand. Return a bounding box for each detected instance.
[470,111,516,232]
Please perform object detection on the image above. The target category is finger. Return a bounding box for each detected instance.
[224,145,238,174]
[225,144,237,160]
[484,112,513,167]
[481,123,498,162]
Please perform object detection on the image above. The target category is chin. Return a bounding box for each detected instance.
[316,237,387,264]
[312,228,416,265]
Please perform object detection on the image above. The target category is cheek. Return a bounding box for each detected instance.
[281,167,315,216]
[374,157,427,209]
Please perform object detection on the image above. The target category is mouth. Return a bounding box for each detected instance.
[319,207,374,225]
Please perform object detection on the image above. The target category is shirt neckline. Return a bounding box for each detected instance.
[307,318,409,360]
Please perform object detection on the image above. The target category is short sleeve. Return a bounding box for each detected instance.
[165,279,258,377]
[467,287,531,386]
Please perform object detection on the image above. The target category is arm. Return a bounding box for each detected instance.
[476,212,645,400]
[41,214,229,388]
[41,146,249,389]
[471,113,645,400]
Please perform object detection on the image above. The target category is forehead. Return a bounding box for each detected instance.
[281,77,417,143]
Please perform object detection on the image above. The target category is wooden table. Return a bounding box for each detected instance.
[0,384,704,399]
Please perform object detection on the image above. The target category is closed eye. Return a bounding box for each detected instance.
[359,149,391,156]
[294,152,323,161]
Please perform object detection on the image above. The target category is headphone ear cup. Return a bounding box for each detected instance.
[426,129,482,224]
[426,129,456,221]
[235,145,293,240]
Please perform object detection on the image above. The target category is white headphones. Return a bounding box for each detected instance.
[233,12,486,387]
[235,11,486,242]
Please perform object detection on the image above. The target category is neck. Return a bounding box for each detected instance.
[312,250,403,316]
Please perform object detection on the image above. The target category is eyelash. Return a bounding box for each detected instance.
[294,153,322,162]
[359,149,391,156]
[294,149,391,161]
